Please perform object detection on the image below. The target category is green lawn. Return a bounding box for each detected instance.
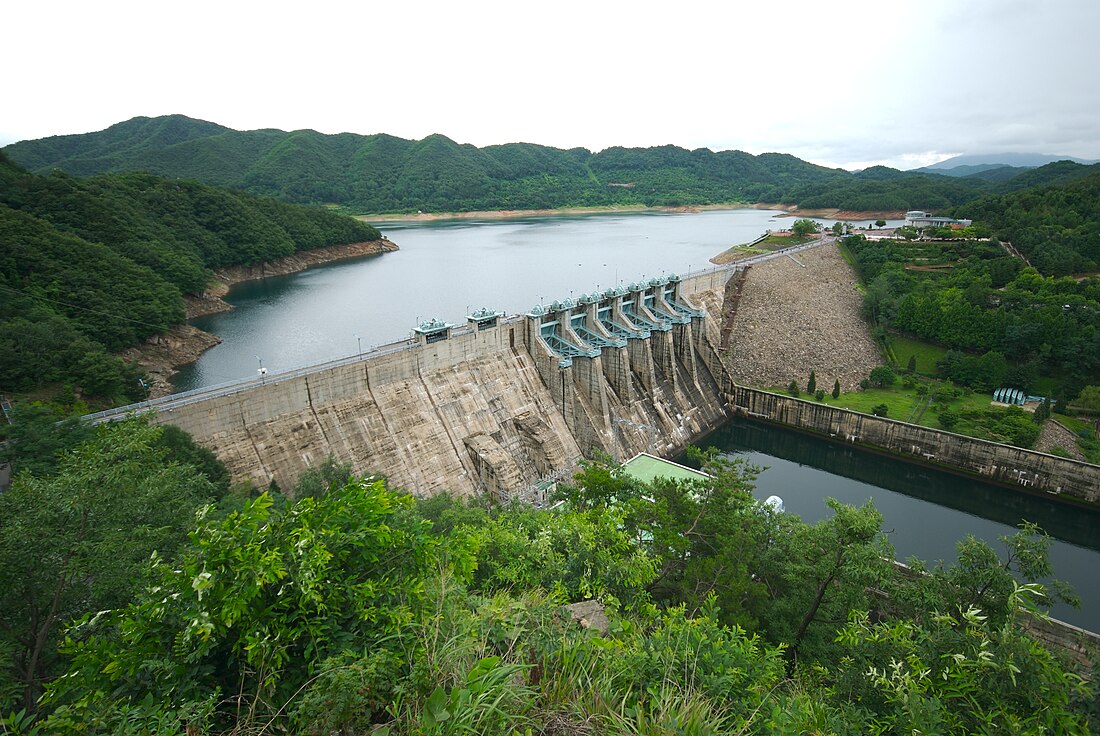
[887,334,949,376]
[772,381,1033,443]
[760,234,813,246]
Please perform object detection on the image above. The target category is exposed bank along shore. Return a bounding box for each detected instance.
[356,204,905,223]
[121,239,398,398]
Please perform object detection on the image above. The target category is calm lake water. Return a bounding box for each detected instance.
[176,209,841,387]
[175,209,1098,630]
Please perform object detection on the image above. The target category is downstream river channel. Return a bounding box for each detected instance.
[175,209,1099,631]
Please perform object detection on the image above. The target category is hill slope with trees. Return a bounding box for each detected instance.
[0,152,380,404]
[14,115,1100,214]
[2,438,1092,733]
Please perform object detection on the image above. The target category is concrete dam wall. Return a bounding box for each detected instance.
[152,271,736,497]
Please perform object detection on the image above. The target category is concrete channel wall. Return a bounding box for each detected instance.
[730,387,1100,508]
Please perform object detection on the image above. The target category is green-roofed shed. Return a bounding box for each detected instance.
[621,452,710,484]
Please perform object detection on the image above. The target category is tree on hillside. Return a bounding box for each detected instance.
[0,403,94,478]
[0,418,215,713]
[556,454,769,629]
[868,365,897,388]
[760,498,892,664]
[791,219,821,238]
[1071,385,1100,436]
[875,219,887,228]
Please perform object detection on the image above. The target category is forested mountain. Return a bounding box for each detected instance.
[0,152,380,402]
[954,170,1100,276]
[12,114,1092,214]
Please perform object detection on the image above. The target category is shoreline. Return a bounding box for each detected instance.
[125,239,399,398]
[356,203,905,224]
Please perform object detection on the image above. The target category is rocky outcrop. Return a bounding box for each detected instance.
[211,238,397,286]
[124,239,399,397]
[119,325,222,398]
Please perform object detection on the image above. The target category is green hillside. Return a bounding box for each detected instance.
[0,152,380,404]
[4,114,1046,214]
[3,444,1090,733]
[955,170,1100,275]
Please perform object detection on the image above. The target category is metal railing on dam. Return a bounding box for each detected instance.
[83,314,522,424]
[83,237,832,425]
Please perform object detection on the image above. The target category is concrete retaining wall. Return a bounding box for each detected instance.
[731,387,1100,507]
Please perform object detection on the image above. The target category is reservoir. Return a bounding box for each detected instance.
[175,209,834,388]
[174,209,1099,631]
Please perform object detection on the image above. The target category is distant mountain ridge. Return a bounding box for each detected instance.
[914,152,1100,177]
[6,115,1100,214]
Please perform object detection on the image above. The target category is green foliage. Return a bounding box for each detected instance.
[835,597,1092,734]
[936,349,1008,392]
[154,424,230,496]
[806,369,816,394]
[758,498,894,663]
[0,418,214,713]
[0,403,94,477]
[0,153,380,401]
[938,407,960,430]
[1072,385,1100,415]
[4,447,1087,733]
[871,403,889,417]
[790,218,820,238]
[815,389,825,401]
[787,380,800,397]
[868,365,897,388]
[843,211,1100,395]
[291,454,354,499]
[555,455,769,629]
[45,478,439,732]
[462,503,657,603]
[832,378,841,399]
[958,171,1100,276]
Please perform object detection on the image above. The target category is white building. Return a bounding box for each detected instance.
[904,210,973,229]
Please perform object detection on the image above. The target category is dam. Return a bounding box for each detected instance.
[79,230,1100,646]
[87,244,1098,510]
[92,267,736,498]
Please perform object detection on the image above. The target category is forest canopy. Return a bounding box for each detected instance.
[1,435,1090,734]
[8,115,1100,214]
[0,151,380,402]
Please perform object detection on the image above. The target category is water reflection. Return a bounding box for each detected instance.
[690,420,1100,630]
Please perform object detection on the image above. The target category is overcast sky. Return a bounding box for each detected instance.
[4,0,1098,170]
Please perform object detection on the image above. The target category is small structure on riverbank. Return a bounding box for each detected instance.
[992,387,1047,411]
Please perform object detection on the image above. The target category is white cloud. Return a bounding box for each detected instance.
[3,0,1098,168]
